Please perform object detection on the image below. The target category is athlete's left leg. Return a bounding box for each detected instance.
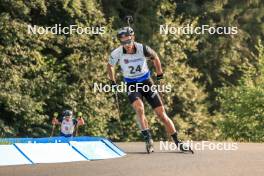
[154,105,193,153]
[143,79,193,153]
[154,105,176,135]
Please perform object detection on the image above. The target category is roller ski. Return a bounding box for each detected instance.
[171,132,194,154]
[145,139,154,154]
[141,129,154,154]
[177,141,194,154]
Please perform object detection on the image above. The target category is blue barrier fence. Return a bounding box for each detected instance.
[0,136,126,166]
[0,136,106,144]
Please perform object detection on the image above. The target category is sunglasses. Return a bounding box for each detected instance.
[120,39,133,46]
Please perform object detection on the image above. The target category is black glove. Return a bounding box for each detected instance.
[156,73,164,81]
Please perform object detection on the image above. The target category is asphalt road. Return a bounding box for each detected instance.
[0,142,264,176]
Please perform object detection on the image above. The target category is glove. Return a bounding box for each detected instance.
[77,117,85,126]
[156,73,164,81]
[52,118,59,125]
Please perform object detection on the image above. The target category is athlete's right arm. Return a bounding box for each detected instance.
[52,117,60,125]
[107,52,119,82]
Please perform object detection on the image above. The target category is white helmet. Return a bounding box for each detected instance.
[117,26,134,38]
[63,110,73,117]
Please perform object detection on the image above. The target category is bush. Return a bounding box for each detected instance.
[216,40,264,142]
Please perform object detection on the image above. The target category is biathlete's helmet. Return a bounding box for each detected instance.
[117,26,134,39]
[63,110,73,117]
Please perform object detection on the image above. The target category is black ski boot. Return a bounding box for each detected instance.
[171,132,194,154]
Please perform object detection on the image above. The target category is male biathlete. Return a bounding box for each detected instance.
[52,110,85,137]
[107,26,193,153]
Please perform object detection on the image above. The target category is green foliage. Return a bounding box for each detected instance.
[150,2,213,140]
[216,40,264,142]
[178,0,264,112]
[0,0,117,138]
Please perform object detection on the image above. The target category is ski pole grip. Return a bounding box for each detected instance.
[125,16,133,26]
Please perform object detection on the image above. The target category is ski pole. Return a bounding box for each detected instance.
[114,91,121,119]
[50,124,55,137]
[75,125,79,137]
[125,15,133,27]
[112,84,125,140]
